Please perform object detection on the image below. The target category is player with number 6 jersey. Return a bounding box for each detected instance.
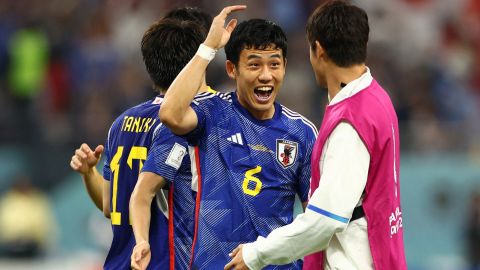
[185,91,317,269]
[160,7,317,269]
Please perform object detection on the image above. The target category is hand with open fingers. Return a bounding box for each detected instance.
[203,5,247,50]
[131,241,151,270]
[70,143,104,176]
[224,245,250,270]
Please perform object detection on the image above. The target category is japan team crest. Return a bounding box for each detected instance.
[276,139,298,168]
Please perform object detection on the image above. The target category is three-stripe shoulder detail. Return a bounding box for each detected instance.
[193,91,232,103]
[281,106,318,136]
[217,92,232,102]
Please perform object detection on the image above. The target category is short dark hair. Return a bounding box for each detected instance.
[225,19,287,66]
[164,6,212,34]
[306,0,369,67]
[141,18,207,92]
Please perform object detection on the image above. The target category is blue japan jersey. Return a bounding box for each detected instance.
[186,91,317,270]
[102,96,169,270]
[142,125,196,270]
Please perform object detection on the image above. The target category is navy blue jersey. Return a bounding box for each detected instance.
[142,126,195,270]
[102,96,169,270]
[186,91,318,269]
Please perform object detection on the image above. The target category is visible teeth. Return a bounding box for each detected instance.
[256,87,272,91]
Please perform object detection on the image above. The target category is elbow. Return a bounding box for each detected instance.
[102,200,111,218]
[103,208,110,219]
[159,105,183,132]
[159,105,175,126]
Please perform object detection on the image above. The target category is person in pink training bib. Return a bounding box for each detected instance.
[225,1,407,269]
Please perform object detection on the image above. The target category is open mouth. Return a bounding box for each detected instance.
[254,86,273,103]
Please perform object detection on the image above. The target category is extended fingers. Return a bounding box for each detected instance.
[80,143,93,155]
[75,148,87,159]
[94,145,104,158]
[70,156,82,170]
[230,245,240,257]
[225,19,238,34]
[224,260,234,270]
[220,5,247,18]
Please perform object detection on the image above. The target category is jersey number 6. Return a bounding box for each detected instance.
[242,166,263,196]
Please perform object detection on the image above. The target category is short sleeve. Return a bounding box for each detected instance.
[181,102,207,145]
[102,126,113,181]
[142,125,189,183]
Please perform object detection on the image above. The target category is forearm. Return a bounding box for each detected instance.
[131,172,166,244]
[130,191,154,244]
[160,54,209,133]
[81,167,104,211]
[243,211,345,270]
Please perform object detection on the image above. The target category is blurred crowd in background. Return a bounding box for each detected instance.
[0,0,479,269]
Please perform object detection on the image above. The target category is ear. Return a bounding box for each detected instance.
[226,60,236,79]
[314,41,324,59]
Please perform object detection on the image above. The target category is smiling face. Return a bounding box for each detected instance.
[226,45,286,120]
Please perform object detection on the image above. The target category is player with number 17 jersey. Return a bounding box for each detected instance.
[102,96,168,270]
[186,91,318,269]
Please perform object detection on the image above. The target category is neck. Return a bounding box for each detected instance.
[325,64,366,101]
[250,107,275,120]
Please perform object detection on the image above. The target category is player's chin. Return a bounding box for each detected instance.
[251,99,274,110]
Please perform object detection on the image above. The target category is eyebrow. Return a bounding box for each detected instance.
[246,54,282,60]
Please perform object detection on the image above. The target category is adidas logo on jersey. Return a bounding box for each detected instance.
[226,133,243,145]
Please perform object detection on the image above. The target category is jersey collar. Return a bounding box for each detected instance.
[329,67,373,106]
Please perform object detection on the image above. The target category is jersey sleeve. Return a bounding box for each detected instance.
[182,97,217,145]
[296,124,318,202]
[102,125,114,181]
[142,124,189,184]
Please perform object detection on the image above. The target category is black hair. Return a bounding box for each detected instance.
[141,18,206,92]
[224,19,287,66]
[306,0,369,67]
[164,6,212,34]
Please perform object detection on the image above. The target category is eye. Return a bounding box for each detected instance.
[271,62,281,68]
[248,63,260,68]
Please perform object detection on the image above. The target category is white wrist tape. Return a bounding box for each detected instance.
[196,44,217,61]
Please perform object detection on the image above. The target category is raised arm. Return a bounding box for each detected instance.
[130,172,167,270]
[159,5,246,135]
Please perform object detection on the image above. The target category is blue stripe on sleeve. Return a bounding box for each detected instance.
[307,204,349,224]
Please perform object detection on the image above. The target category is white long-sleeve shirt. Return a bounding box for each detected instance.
[242,69,374,270]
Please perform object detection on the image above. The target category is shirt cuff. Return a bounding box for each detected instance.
[243,242,265,270]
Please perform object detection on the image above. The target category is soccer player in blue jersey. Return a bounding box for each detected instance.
[160,6,318,270]
[70,7,212,270]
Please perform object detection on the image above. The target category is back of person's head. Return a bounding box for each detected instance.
[225,19,287,66]
[141,18,207,93]
[164,6,212,34]
[306,0,369,67]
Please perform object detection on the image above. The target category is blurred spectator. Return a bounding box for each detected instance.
[6,25,49,144]
[0,175,57,258]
